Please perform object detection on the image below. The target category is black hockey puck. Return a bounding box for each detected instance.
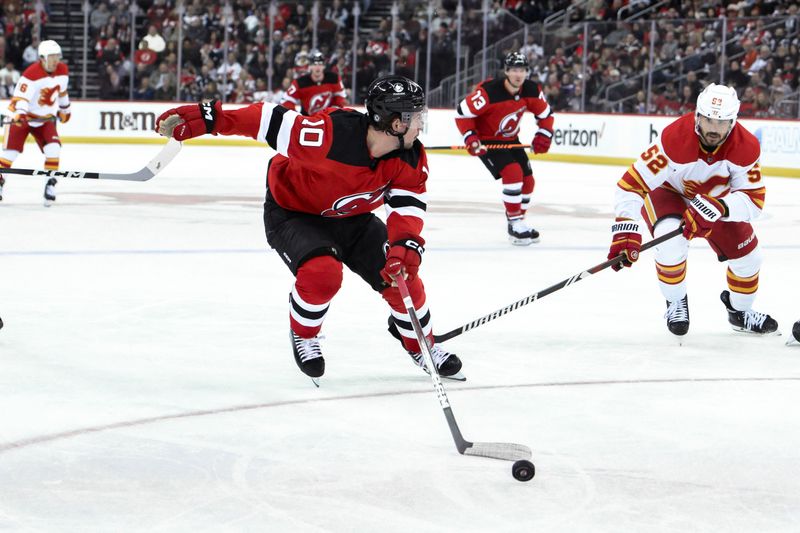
[512,459,535,482]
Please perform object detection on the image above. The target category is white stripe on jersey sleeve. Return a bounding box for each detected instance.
[275,111,297,156]
[535,103,552,120]
[256,103,300,155]
[385,188,427,220]
[457,99,477,118]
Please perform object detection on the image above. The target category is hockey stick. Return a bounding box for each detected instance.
[395,275,532,462]
[434,226,684,343]
[425,143,528,151]
[0,139,182,181]
[0,116,58,126]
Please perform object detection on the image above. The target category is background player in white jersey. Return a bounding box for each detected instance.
[608,83,778,336]
[0,40,71,206]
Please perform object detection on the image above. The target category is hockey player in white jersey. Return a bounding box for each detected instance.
[608,84,778,336]
[0,40,71,206]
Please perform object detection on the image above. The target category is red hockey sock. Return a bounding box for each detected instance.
[500,164,524,219]
[290,255,343,338]
[521,174,535,215]
[382,277,431,353]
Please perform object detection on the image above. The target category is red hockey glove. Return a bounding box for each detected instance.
[683,194,726,240]
[381,239,425,284]
[464,133,487,157]
[58,106,71,123]
[531,129,553,154]
[608,218,642,271]
[155,100,222,141]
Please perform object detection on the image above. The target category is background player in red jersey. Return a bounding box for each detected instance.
[0,40,71,206]
[155,76,463,384]
[455,51,555,245]
[280,50,348,115]
[609,84,778,336]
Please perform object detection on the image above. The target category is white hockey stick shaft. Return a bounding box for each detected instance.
[0,139,182,182]
[394,275,532,462]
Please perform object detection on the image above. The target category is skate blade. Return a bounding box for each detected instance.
[419,367,467,382]
[731,327,781,337]
[786,336,800,346]
[508,236,533,246]
[310,377,320,387]
[43,198,55,207]
[443,371,467,382]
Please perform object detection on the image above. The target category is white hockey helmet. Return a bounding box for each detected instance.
[38,40,62,59]
[695,83,739,142]
[696,83,739,123]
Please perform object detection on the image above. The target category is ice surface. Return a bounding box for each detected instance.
[1,143,799,531]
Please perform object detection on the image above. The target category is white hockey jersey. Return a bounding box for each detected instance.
[615,113,765,223]
[8,61,70,123]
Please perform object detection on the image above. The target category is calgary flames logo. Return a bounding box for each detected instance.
[308,92,333,114]
[495,106,526,138]
[38,86,58,106]
[682,175,730,198]
[321,185,387,217]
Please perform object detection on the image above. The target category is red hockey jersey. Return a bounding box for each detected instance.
[280,71,347,115]
[455,78,554,143]
[215,104,427,244]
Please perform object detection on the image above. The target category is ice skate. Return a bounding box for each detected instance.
[507,218,540,246]
[664,295,690,336]
[410,344,465,381]
[43,178,57,207]
[720,290,779,335]
[786,320,800,346]
[0,175,5,201]
[290,330,325,386]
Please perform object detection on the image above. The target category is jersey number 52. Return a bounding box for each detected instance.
[641,145,668,174]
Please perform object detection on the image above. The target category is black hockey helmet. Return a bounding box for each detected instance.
[309,50,325,66]
[504,51,529,70]
[365,75,426,132]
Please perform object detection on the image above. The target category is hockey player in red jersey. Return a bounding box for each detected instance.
[609,83,778,336]
[0,40,71,206]
[155,76,462,383]
[280,50,348,115]
[455,52,554,245]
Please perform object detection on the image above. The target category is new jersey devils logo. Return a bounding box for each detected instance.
[321,186,387,217]
[38,86,58,106]
[495,106,526,138]
[308,92,333,114]
[682,175,730,198]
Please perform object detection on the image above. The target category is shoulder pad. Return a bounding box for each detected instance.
[520,80,541,98]
[482,78,512,103]
[724,124,760,167]
[327,110,372,166]
[295,74,314,88]
[660,113,698,164]
[385,139,422,170]
[323,71,340,84]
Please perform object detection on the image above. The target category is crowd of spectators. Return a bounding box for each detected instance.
[514,0,800,118]
[3,0,800,118]
[0,1,49,98]
[87,0,520,104]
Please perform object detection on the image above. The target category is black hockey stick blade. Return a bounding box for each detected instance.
[434,226,684,343]
[395,275,532,462]
[0,139,182,181]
